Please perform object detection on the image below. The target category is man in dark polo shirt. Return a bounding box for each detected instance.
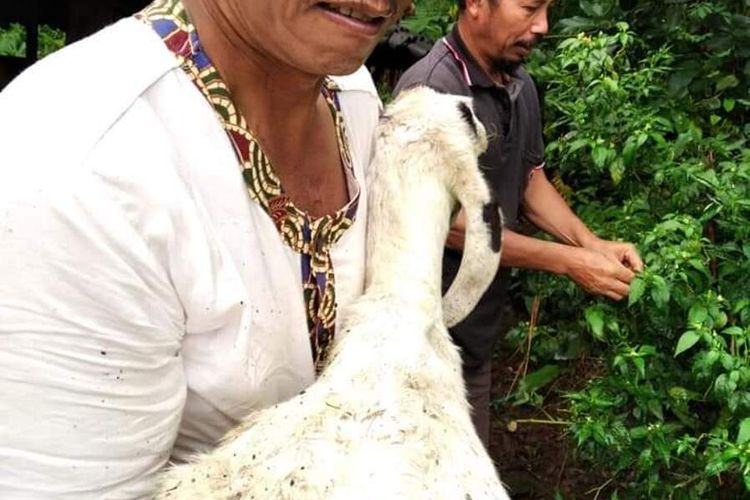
[394,0,644,447]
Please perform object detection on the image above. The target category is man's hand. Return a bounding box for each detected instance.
[446,209,466,251]
[565,246,638,301]
[586,238,644,273]
[519,169,644,301]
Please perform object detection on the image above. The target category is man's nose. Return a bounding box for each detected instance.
[531,8,550,37]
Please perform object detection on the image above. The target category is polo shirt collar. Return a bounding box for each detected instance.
[444,25,523,96]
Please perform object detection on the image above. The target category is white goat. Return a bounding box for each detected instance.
[155,87,510,500]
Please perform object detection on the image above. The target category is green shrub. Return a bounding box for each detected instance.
[0,24,66,59]
[518,5,750,497]
[400,0,457,41]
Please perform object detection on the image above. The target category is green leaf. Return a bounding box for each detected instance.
[568,138,591,153]
[622,137,638,167]
[650,276,671,308]
[737,418,750,444]
[688,304,708,326]
[716,74,739,91]
[628,277,646,306]
[592,145,613,168]
[723,98,736,112]
[638,345,657,356]
[632,357,646,379]
[558,16,598,32]
[518,365,560,393]
[669,386,701,401]
[668,68,699,96]
[647,399,664,420]
[722,326,744,337]
[609,159,624,185]
[721,353,736,371]
[603,76,619,92]
[675,330,701,356]
[630,426,649,439]
[714,311,728,329]
[585,306,605,340]
[578,0,612,17]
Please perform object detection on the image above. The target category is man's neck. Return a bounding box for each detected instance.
[182,0,326,147]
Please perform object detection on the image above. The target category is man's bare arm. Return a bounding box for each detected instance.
[446,168,643,300]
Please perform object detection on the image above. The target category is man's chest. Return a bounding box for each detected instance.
[470,89,534,223]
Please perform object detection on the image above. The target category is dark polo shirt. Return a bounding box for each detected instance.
[394,26,545,369]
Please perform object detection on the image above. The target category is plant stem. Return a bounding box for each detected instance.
[511,418,571,426]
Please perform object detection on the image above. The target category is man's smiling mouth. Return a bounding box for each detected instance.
[318,2,389,26]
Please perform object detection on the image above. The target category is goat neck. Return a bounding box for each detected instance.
[365,158,451,313]
[364,90,502,327]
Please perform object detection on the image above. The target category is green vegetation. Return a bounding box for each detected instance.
[0,23,66,59]
[400,0,457,41]
[403,0,750,497]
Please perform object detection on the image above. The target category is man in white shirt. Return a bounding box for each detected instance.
[0,0,412,497]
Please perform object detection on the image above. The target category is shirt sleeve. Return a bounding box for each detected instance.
[0,103,191,499]
[520,70,546,169]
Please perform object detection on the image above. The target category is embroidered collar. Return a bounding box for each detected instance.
[139,0,359,372]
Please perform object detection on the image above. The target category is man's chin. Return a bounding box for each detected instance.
[489,57,524,75]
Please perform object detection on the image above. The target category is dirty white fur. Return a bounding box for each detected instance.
[154,87,509,500]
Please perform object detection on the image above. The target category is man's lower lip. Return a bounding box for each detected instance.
[318,6,384,36]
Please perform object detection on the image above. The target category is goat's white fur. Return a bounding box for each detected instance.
[154,87,509,500]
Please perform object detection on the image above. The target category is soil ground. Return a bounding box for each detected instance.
[488,341,611,499]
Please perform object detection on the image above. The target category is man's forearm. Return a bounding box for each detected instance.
[500,228,639,300]
[522,169,599,248]
[499,228,577,274]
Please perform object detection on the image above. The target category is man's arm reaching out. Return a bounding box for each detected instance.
[446,168,643,301]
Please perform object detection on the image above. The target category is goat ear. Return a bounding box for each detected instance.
[442,181,504,327]
[482,201,503,253]
[457,102,479,139]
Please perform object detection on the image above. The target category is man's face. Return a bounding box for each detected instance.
[466,0,552,74]
[227,0,412,76]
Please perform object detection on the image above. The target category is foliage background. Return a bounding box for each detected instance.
[401,0,750,497]
[0,23,65,59]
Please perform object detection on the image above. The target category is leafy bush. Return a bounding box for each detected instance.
[0,23,25,58]
[400,0,457,41]
[0,24,66,59]
[517,4,750,497]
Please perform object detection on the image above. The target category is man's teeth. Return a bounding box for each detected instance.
[328,5,378,22]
